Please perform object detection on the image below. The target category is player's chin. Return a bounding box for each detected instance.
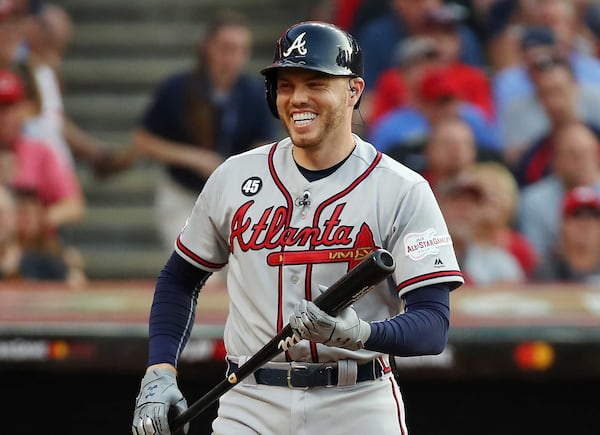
[288,131,321,148]
[287,124,321,145]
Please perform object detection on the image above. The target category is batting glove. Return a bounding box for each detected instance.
[132,368,189,435]
[289,299,371,351]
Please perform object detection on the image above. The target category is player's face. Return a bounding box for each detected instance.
[275,69,351,150]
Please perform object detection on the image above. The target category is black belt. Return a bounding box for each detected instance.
[227,360,383,389]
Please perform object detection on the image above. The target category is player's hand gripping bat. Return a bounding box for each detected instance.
[169,249,395,434]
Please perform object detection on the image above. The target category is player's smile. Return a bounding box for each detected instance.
[292,111,317,126]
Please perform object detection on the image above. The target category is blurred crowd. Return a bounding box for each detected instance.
[315,0,600,286]
[1,0,600,288]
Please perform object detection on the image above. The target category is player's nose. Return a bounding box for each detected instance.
[289,85,310,105]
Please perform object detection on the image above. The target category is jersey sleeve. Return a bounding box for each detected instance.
[174,165,230,271]
[388,180,464,295]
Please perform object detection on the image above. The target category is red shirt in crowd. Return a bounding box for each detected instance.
[12,135,81,206]
[369,62,495,125]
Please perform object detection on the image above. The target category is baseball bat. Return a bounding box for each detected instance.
[170,249,395,433]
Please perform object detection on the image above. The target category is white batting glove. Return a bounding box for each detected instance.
[289,300,371,351]
[132,368,189,435]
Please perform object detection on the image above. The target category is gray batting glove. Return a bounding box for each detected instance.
[290,300,371,351]
[132,368,189,435]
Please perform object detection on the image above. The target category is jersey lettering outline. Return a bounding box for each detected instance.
[230,201,353,251]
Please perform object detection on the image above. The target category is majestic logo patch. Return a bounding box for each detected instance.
[241,177,262,196]
[404,228,452,261]
[283,32,308,57]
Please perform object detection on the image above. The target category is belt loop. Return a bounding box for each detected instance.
[336,360,358,388]
[237,356,257,386]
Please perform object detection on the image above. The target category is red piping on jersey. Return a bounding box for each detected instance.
[306,151,383,361]
[396,270,463,291]
[176,235,227,269]
[267,142,294,337]
[379,355,408,434]
[389,376,408,435]
[377,355,407,434]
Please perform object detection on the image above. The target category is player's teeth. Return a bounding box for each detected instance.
[292,113,316,124]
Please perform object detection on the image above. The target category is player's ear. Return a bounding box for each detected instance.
[347,78,365,109]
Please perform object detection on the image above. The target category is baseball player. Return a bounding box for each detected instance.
[132,21,464,435]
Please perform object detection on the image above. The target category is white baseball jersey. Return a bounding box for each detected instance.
[176,134,463,364]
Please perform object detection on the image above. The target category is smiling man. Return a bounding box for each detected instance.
[132,21,463,435]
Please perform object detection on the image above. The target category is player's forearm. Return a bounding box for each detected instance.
[364,284,450,356]
[148,252,212,367]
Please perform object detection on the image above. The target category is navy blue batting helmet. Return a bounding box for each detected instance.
[260,21,363,118]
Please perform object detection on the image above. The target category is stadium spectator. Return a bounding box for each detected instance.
[415,116,477,188]
[368,6,494,127]
[13,186,87,286]
[368,36,441,126]
[0,183,83,283]
[511,55,600,185]
[533,185,600,284]
[422,3,494,118]
[0,68,85,231]
[467,161,538,278]
[485,0,600,71]
[313,0,389,36]
[22,2,135,177]
[437,170,526,285]
[369,66,500,161]
[517,122,600,261]
[492,23,600,137]
[356,0,484,117]
[131,10,275,253]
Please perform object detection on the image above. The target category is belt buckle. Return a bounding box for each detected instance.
[287,362,310,390]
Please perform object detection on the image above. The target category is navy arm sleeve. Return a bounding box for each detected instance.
[364,283,451,356]
[147,252,212,367]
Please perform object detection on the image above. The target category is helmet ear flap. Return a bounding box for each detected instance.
[265,76,279,119]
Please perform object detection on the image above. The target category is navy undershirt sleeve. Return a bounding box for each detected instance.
[364,283,451,356]
[148,252,212,367]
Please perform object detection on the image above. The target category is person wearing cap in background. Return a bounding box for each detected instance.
[499,47,600,167]
[368,65,501,166]
[509,55,600,182]
[493,18,600,135]
[367,7,495,127]
[356,0,484,119]
[0,68,85,232]
[436,167,526,286]
[517,122,600,262]
[367,36,441,126]
[533,185,600,284]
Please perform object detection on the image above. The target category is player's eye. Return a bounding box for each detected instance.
[307,81,327,89]
[277,82,292,92]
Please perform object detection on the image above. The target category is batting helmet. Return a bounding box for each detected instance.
[260,21,363,118]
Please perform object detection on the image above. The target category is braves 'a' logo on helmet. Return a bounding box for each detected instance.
[283,31,307,57]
